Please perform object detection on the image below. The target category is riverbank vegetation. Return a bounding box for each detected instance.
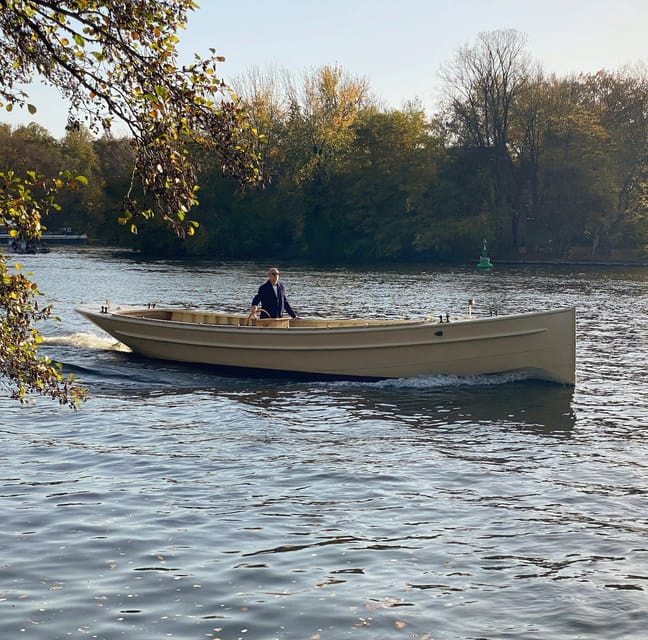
[3,30,648,263]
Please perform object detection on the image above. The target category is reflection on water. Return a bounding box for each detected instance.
[1,249,647,640]
[41,330,577,435]
[227,381,576,435]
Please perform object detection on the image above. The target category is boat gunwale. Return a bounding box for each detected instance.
[76,304,575,336]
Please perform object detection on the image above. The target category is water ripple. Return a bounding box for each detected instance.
[2,254,648,639]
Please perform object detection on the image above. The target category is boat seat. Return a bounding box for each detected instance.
[252,318,291,328]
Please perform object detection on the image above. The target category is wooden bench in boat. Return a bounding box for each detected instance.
[116,308,424,329]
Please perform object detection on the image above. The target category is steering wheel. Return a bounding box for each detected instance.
[246,308,270,325]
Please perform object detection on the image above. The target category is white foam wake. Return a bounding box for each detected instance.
[42,332,131,352]
[325,370,531,390]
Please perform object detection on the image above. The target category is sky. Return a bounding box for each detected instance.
[3,0,648,138]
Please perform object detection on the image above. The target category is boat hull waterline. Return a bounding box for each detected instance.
[75,305,576,385]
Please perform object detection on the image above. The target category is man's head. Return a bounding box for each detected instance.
[268,267,279,283]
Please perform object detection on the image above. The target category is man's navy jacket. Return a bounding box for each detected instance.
[252,280,296,318]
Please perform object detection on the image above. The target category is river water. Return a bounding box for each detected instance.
[1,248,647,640]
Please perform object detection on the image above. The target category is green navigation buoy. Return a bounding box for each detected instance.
[477,239,493,269]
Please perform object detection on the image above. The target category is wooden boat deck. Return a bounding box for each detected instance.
[117,308,427,329]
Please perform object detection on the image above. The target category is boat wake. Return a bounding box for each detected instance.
[42,332,131,352]
[327,370,532,390]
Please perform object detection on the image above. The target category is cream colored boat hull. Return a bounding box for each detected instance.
[75,305,576,384]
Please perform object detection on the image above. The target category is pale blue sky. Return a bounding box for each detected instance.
[4,0,647,137]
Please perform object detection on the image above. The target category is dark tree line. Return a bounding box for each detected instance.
[3,30,648,263]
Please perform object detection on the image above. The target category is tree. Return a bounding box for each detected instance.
[285,65,372,257]
[1,170,88,407]
[232,65,289,178]
[0,1,262,405]
[539,90,616,256]
[577,70,648,253]
[91,135,139,245]
[56,126,104,234]
[334,104,439,260]
[287,64,371,184]
[0,123,64,175]
[441,29,533,250]
[1,0,261,234]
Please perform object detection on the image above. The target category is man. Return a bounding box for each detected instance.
[250,267,298,319]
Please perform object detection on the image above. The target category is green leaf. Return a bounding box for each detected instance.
[27,104,37,114]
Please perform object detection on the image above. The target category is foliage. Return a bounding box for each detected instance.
[4,61,648,265]
[0,1,262,406]
[0,171,86,407]
[142,59,648,262]
[440,29,533,249]
[3,25,648,269]
[1,0,262,235]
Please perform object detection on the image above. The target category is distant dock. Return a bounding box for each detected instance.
[1,231,88,245]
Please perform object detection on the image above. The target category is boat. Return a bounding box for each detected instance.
[74,303,576,385]
[6,237,50,254]
[2,229,88,250]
